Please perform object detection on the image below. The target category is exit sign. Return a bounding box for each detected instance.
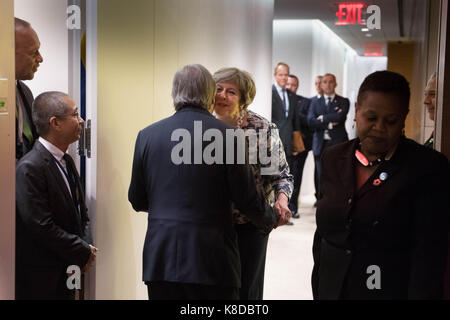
[336,3,365,25]
[335,3,381,29]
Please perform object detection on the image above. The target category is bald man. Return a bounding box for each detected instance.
[15,18,43,160]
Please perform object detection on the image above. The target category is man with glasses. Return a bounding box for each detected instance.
[16,91,97,299]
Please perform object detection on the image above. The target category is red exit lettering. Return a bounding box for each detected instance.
[336,3,365,25]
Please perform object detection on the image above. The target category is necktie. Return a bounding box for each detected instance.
[327,97,332,106]
[63,153,80,211]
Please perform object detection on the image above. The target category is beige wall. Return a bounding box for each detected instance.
[0,0,15,300]
[387,41,419,139]
[96,0,274,299]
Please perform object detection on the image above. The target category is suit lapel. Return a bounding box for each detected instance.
[272,85,288,124]
[326,95,336,113]
[272,85,284,114]
[35,141,81,220]
[287,90,295,119]
[318,96,327,115]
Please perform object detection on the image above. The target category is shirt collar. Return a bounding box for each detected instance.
[39,137,66,161]
[324,93,336,101]
[274,82,285,94]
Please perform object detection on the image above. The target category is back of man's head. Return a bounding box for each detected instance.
[172,64,216,111]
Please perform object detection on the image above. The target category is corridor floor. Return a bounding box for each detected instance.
[264,196,316,300]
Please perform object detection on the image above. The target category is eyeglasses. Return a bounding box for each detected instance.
[56,111,81,119]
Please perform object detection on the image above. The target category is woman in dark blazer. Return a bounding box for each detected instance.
[312,71,450,300]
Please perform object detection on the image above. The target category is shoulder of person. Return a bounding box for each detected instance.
[246,110,271,130]
[335,94,350,103]
[298,95,311,104]
[310,96,322,108]
[322,139,355,161]
[16,145,47,174]
[402,137,449,170]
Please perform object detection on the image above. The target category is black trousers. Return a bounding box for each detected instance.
[288,151,309,214]
[146,282,239,300]
[236,222,269,300]
[15,266,75,300]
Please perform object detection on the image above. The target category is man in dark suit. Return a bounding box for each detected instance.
[271,62,299,223]
[15,18,43,160]
[311,75,324,102]
[16,92,97,300]
[286,74,312,218]
[310,75,324,203]
[128,64,285,300]
[308,73,349,191]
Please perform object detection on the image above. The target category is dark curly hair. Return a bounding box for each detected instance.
[357,70,410,115]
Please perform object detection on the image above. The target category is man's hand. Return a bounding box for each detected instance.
[274,193,292,227]
[82,245,98,274]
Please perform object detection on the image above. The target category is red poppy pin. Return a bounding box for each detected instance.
[372,178,382,186]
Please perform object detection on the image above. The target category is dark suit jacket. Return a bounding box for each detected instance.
[271,85,298,156]
[15,141,92,299]
[307,94,349,156]
[16,81,38,160]
[294,94,313,151]
[312,137,450,299]
[128,106,279,288]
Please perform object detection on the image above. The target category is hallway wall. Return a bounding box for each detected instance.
[97,0,275,299]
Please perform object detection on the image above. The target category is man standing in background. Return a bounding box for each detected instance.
[310,75,323,204]
[271,62,299,224]
[311,76,324,102]
[16,92,96,299]
[286,74,312,218]
[15,17,43,160]
[308,73,349,191]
